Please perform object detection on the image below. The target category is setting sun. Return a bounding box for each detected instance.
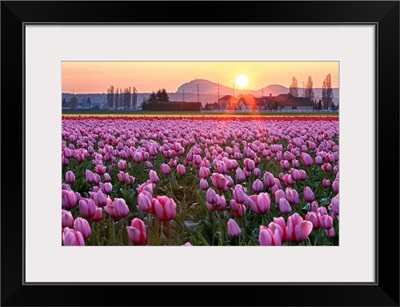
[235,74,249,87]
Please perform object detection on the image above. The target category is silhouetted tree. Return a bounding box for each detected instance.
[107,85,114,108]
[86,97,92,109]
[132,86,137,109]
[147,91,158,104]
[289,76,299,97]
[304,76,315,101]
[156,88,169,102]
[69,96,79,110]
[322,74,334,109]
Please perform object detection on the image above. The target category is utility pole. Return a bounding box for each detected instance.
[197,84,199,103]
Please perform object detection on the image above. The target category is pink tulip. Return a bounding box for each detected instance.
[137,192,152,211]
[244,158,255,171]
[332,179,339,194]
[160,163,172,175]
[114,198,130,218]
[235,168,246,182]
[286,213,313,242]
[133,151,143,163]
[126,218,147,245]
[90,207,103,222]
[227,218,241,238]
[259,225,282,246]
[272,217,288,242]
[117,159,127,171]
[99,182,113,194]
[325,227,336,238]
[182,242,192,246]
[321,163,332,172]
[200,178,209,190]
[290,168,300,181]
[274,189,286,205]
[74,217,91,239]
[247,193,270,214]
[322,179,330,188]
[279,198,292,215]
[62,210,74,228]
[154,196,176,221]
[149,170,160,183]
[301,153,313,167]
[253,168,261,177]
[63,228,85,246]
[328,197,339,217]
[263,172,275,188]
[252,179,264,193]
[79,198,97,218]
[103,173,112,182]
[233,185,247,204]
[230,200,246,218]
[322,215,334,229]
[306,211,323,229]
[299,169,307,180]
[285,188,299,205]
[93,190,107,207]
[303,186,315,202]
[94,165,107,175]
[65,171,75,184]
[117,171,126,183]
[211,173,228,190]
[177,164,186,176]
[199,166,210,179]
[62,190,78,209]
[315,155,323,165]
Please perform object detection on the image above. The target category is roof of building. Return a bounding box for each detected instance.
[274,94,314,107]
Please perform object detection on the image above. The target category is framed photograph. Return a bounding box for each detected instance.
[1,1,399,306]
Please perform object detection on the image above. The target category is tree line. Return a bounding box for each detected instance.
[289,74,338,110]
[106,85,138,109]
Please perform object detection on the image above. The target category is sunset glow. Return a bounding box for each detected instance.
[236,74,249,87]
[62,62,339,94]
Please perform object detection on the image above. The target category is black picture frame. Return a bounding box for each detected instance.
[1,1,399,306]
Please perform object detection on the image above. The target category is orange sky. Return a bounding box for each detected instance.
[62,61,339,93]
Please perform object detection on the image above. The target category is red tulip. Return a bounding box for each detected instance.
[126,218,147,245]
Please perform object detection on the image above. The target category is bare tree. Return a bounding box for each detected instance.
[322,74,334,109]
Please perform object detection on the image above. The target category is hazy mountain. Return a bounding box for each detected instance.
[62,78,339,108]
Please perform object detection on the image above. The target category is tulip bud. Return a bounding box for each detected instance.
[74,217,91,239]
[227,218,241,238]
[126,218,147,245]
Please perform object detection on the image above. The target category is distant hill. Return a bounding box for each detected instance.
[62,78,339,108]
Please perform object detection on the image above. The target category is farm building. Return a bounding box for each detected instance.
[218,95,239,110]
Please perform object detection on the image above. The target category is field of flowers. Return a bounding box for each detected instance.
[62,115,339,246]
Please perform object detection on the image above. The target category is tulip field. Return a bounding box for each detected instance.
[62,114,339,246]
